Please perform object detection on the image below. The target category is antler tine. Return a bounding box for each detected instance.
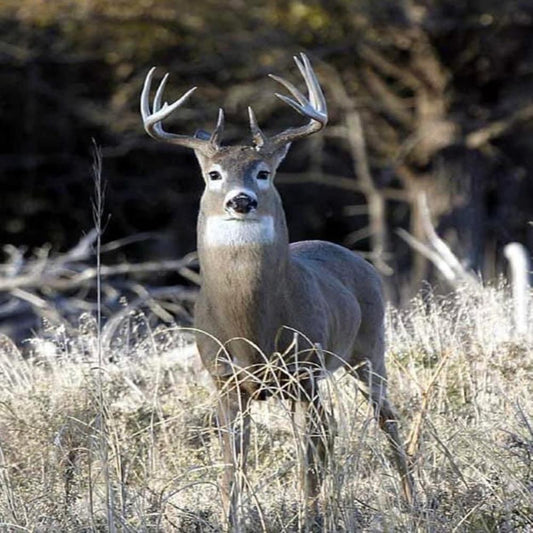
[264,53,328,150]
[248,106,267,149]
[140,67,220,152]
[269,73,307,107]
[209,108,225,149]
[297,53,327,112]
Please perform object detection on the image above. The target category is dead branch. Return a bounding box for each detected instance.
[504,242,531,337]
[396,192,480,287]
[358,43,422,91]
[362,66,414,127]
[0,250,198,292]
[466,104,533,149]
[320,64,394,275]
[100,285,197,349]
[0,232,200,343]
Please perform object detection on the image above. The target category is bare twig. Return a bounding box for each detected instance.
[276,172,409,202]
[320,64,394,275]
[395,228,456,281]
[0,256,197,292]
[397,192,480,288]
[466,104,533,149]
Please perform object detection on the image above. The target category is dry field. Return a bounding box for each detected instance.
[0,284,531,532]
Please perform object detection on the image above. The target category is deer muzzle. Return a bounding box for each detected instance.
[225,192,258,215]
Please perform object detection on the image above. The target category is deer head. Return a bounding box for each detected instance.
[140,54,327,248]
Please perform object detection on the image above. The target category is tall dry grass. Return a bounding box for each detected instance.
[0,281,531,532]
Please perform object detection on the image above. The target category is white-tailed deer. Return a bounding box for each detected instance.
[141,53,414,522]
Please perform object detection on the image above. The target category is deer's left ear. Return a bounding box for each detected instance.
[271,142,292,171]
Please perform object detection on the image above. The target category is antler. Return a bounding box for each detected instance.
[249,53,328,151]
[140,67,224,152]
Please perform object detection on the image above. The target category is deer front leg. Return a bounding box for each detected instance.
[216,386,251,528]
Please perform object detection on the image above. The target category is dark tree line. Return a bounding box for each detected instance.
[1,0,532,339]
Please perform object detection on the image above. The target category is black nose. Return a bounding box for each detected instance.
[225,193,258,214]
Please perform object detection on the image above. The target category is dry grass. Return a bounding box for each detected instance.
[0,283,532,532]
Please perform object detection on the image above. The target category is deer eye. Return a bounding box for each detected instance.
[257,170,270,180]
[208,170,222,181]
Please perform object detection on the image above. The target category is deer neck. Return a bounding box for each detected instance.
[198,210,289,287]
[196,207,289,334]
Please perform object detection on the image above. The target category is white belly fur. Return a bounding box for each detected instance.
[203,215,275,246]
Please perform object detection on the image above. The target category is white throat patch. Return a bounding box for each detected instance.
[203,215,275,246]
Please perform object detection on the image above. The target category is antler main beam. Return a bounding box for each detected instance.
[140,67,223,152]
[249,53,328,151]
